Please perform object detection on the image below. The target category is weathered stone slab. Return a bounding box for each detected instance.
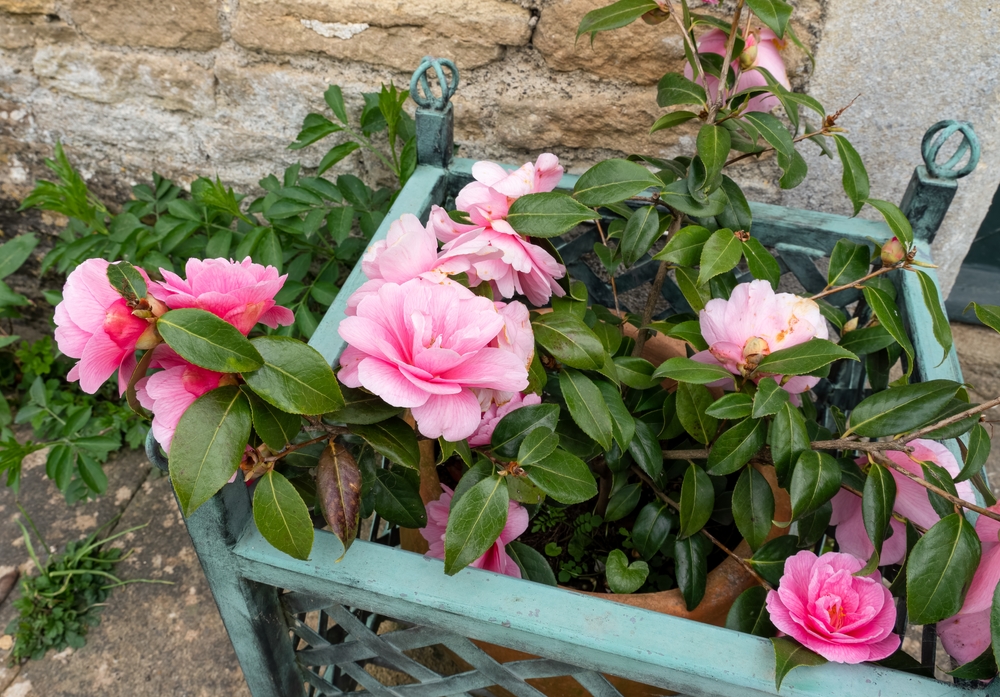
[0,13,75,49]
[0,0,53,15]
[232,0,532,70]
[66,0,222,51]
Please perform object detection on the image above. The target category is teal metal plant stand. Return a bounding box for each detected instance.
[150,59,990,697]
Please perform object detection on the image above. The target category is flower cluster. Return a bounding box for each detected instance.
[337,155,569,443]
[53,257,294,452]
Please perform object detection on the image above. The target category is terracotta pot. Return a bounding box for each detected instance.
[399,330,792,697]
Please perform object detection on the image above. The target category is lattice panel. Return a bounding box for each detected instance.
[281,592,629,697]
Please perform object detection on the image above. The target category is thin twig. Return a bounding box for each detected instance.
[264,434,330,463]
[594,219,623,322]
[631,465,774,590]
[663,439,916,461]
[875,455,1000,523]
[810,264,900,301]
[725,128,825,167]
[898,396,1000,444]
[709,0,745,121]
[633,212,681,357]
[663,0,707,91]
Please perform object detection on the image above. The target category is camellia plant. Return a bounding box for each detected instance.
[43,0,1000,687]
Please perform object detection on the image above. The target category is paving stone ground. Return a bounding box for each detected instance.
[0,321,997,696]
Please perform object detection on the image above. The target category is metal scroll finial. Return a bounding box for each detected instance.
[409,56,459,111]
[921,120,980,180]
[145,429,169,472]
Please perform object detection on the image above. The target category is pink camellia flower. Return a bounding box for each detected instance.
[830,440,975,566]
[468,392,543,447]
[938,504,1000,664]
[54,258,156,395]
[692,280,828,403]
[337,279,529,441]
[684,28,791,113]
[135,345,231,453]
[420,484,529,577]
[474,301,535,408]
[148,257,294,335]
[766,550,900,663]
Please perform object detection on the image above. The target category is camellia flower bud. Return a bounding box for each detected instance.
[740,336,769,376]
[842,317,859,333]
[739,41,759,70]
[881,237,906,266]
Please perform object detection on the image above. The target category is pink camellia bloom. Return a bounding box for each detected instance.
[938,504,1000,664]
[135,345,231,453]
[766,550,900,663]
[684,28,791,113]
[474,301,535,408]
[337,279,529,441]
[830,440,975,566]
[691,280,828,403]
[148,257,294,335]
[468,392,543,447]
[420,484,529,577]
[54,258,155,395]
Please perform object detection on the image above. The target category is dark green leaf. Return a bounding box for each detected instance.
[77,453,108,494]
[778,149,808,190]
[749,536,800,586]
[718,175,754,232]
[506,192,596,238]
[577,0,659,39]
[742,237,780,289]
[628,419,663,481]
[632,501,673,560]
[665,319,709,351]
[697,124,731,183]
[675,265,712,312]
[290,113,342,150]
[846,379,960,437]
[595,380,636,450]
[652,225,711,266]
[373,468,426,528]
[915,269,953,364]
[523,449,597,504]
[726,586,777,637]
[675,534,712,610]
[318,141,361,176]
[507,541,557,586]
[254,470,314,560]
[605,548,649,593]
[620,205,661,266]
[827,239,870,287]
[837,325,896,356]
[862,461,896,561]
[106,261,147,304]
[0,233,38,280]
[657,73,708,109]
[158,308,263,373]
[560,369,614,451]
[770,637,827,691]
[324,84,348,122]
[444,472,509,574]
[243,336,344,414]
[947,647,997,680]
[969,302,1000,334]
[706,393,753,419]
[743,113,793,159]
[491,403,561,460]
[246,390,301,450]
[678,462,714,538]
[325,385,403,425]
[613,356,660,389]
[867,198,913,248]
[573,159,662,206]
[957,423,991,482]
[698,229,743,286]
[676,382,717,445]
[706,418,767,476]
[605,482,642,522]
[352,418,420,470]
[653,356,735,386]
[745,0,792,36]
[907,513,981,624]
[733,465,774,551]
[790,451,841,520]
[756,338,858,376]
[650,110,698,134]
[532,312,606,370]
[169,386,252,515]
[833,135,869,216]
[752,377,789,418]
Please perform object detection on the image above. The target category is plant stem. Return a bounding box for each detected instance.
[663,0,708,92]
[594,219,623,322]
[709,0,745,122]
[898,395,1000,444]
[663,439,918,461]
[874,454,1000,523]
[631,465,774,591]
[265,434,332,463]
[633,212,681,357]
[725,128,826,167]
[810,264,901,301]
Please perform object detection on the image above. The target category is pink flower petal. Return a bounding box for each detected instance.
[410,389,483,441]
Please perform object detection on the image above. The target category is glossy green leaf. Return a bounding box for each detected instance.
[756,338,858,376]
[605,482,642,522]
[532,312,606,370]
[675,266,711,312]
[698,229,743,286]
[742,237,780,289]
[106,261,148,304]
[560,369,614,451]
[957,423,991,482]
[706,393,753,419]
[576,0,658,39]
[605,548,649,594]
[749,536,800,586]
[242,336,344,414]
[726,586,777,637]
[506,192,596,238]
[969,302,1000,334]
[827,239,870,287]
[745,0,792,36]
[846,379,960,437]
[866,198,913,248]
[837,325,896,356]
[665,319,709,351]
[657,73,708,109]
[790,451,841,520]
[595,379,636,451]
[507,541,557,586]
[491,403,560,460]
[733,465,774,551]
[706,418,767,475]
[653,356,735,386]
[675,534,712,610]
[352,418,421,470]
[324,385,403,425]
[652,225,711,266]
[316,442,361,557]
[523,449,598,504]
[158,308,263,373]
[573,159,662,206]
[947,647,998,680]
[833,135,869,216]
[916,269,953,364]
[620,205,661,266]
[246,390,301,451]
[718,175,754,232]
[373,468,426,528]
[445,473,509,575]
[318,141,361,176]
[676,382,717,444]
[77,452,108,494]
[907,513,981,624]
[678,462,714,538]
[254,470,314,560]
[170,386,252,515]
[743,112,793,159]
[0,233,38,280]
[650,110,698,134]
[697,124,731,183]
[863,462,896,560]
[752,377,789,418]
[770,637,827,691]
[632,501,673,561]
[778,149,808,190]
[324,84,348,122]
[613,356,660,389]
[628,420,663,481]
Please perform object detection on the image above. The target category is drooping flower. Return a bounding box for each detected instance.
[148,257,294,335]
[938,504,1000,665]
[830,440,976,566]
[134,345,231,453]
[691,280,828,403]
[468,392,543,447]
[765,550,900,663]
[54,258,155,395]
[420,484,529,577]
[337,279,529,441]
[684,28,791,113]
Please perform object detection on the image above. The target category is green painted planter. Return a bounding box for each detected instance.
[151,60,991,697]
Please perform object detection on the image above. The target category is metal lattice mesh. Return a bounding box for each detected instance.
[282,594,629,697]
